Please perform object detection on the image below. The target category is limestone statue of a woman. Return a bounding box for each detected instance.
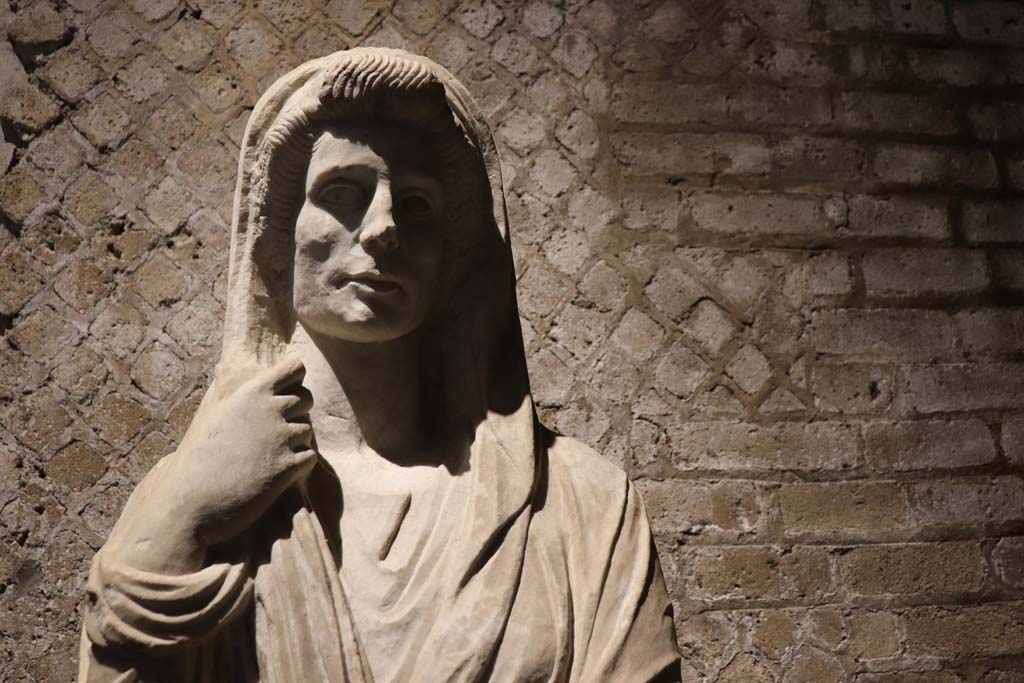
[78,48,680,682]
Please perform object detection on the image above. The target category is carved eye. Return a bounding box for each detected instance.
[395,192,436,224]
[317,181,365,210]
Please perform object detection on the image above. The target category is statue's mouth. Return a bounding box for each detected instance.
[330,271,400,293]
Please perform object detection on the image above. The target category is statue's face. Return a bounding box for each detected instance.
[293,123,445,343]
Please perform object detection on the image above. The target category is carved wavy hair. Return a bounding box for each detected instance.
[247,50,491,333]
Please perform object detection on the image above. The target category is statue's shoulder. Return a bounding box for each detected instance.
[542,429,632,510]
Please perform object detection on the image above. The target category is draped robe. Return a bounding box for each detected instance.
[78,48,681,683]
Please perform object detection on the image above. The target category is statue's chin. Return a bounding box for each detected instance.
[296,300,425,344]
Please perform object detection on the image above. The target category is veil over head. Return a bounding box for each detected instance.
[219,47,542,682]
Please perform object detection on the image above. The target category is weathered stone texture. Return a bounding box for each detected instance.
[1,0,1023,680]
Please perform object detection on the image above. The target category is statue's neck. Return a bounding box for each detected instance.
[292,324,442,471]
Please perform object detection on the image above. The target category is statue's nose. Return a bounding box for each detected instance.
[358,186,399,253]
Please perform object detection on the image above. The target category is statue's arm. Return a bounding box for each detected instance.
[77,457,254,683]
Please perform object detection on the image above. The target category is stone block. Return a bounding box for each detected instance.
[963,200,1024,244]
[542,228,589,275]
[903,602,1024,657]
[38,46,104,103]
[1004,417,1024,466]
[64,170,119,227]
[637,478,761,537]
[53,260,111,312]
[491,32,540,76]
[454,0,503,39]
[51,344,108,403]
[954,2,1024,43]
[782,646,845,683]
[862,248,988,298]
[529,148,577,198]
[86,393,151,449]
[849,610,898,659]
[771,136,867,185]
[911,476,1024,526]
[725,344,771,395]
[809,309,956,361]
[609,308,665,361]
[835,92,954,136]
[844,194,949,240]
[551,31,597,79]
[612,132,769,176]
[957,309,1024,355]
[908,47,1013,87]
[146,97,201,150]
[44,441,107,490]
[680,299,735,355]
[0,42,61,133]
[72,92,133,149]
[655,341,708,399]
[970,101,1024,142]
[993,536,1024,588]
[0,166,45,225]
[0,246,44,315]
[128,253,187,308]
[549,302,612,360]
[4,385,74,453]
[685,546,784,601]
[225,16,284,71]
[906,364,1024,413]
[671,421,861,472]
[685,192,840,238]
[780,481,908,532]
[751,610,798,660]
[840,542,986,596]
[874,144,998,189]
[578,261,627,310]
[25,123,89,188]
[131,343,187,401]
[8,304,79,362]
[684,545,833,603]
[89,297,149,357]
[114,54,171,105]
[993,250,1024,292]
[864,419,995,471]
[718,653,773,683]
[811,363,894,414]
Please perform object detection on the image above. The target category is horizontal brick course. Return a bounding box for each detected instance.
[904,602,1024,657]
[684,192,842,238]
[780,481,909,533]
[670,421,862,472]
[863,419,996,471]
[905,364,1024,413]
[862,248,989,298]
[840,542,987,596]
[809,309,958,361]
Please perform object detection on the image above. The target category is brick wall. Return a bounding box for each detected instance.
[1,0,1023,681]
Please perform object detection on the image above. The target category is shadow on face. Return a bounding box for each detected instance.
[292,123,446,343]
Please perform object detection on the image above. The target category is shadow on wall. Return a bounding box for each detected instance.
[0,0,1023,681]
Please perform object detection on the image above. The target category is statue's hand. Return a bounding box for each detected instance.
[109,357,316,573]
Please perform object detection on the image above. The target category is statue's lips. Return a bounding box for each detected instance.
[329,272,400,293]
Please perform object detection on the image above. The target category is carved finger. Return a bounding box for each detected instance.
[253,356,306,393]
[291,448,318,472]
[277,391,314,420]
[284,422,314,449]
[278,449,319,487]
